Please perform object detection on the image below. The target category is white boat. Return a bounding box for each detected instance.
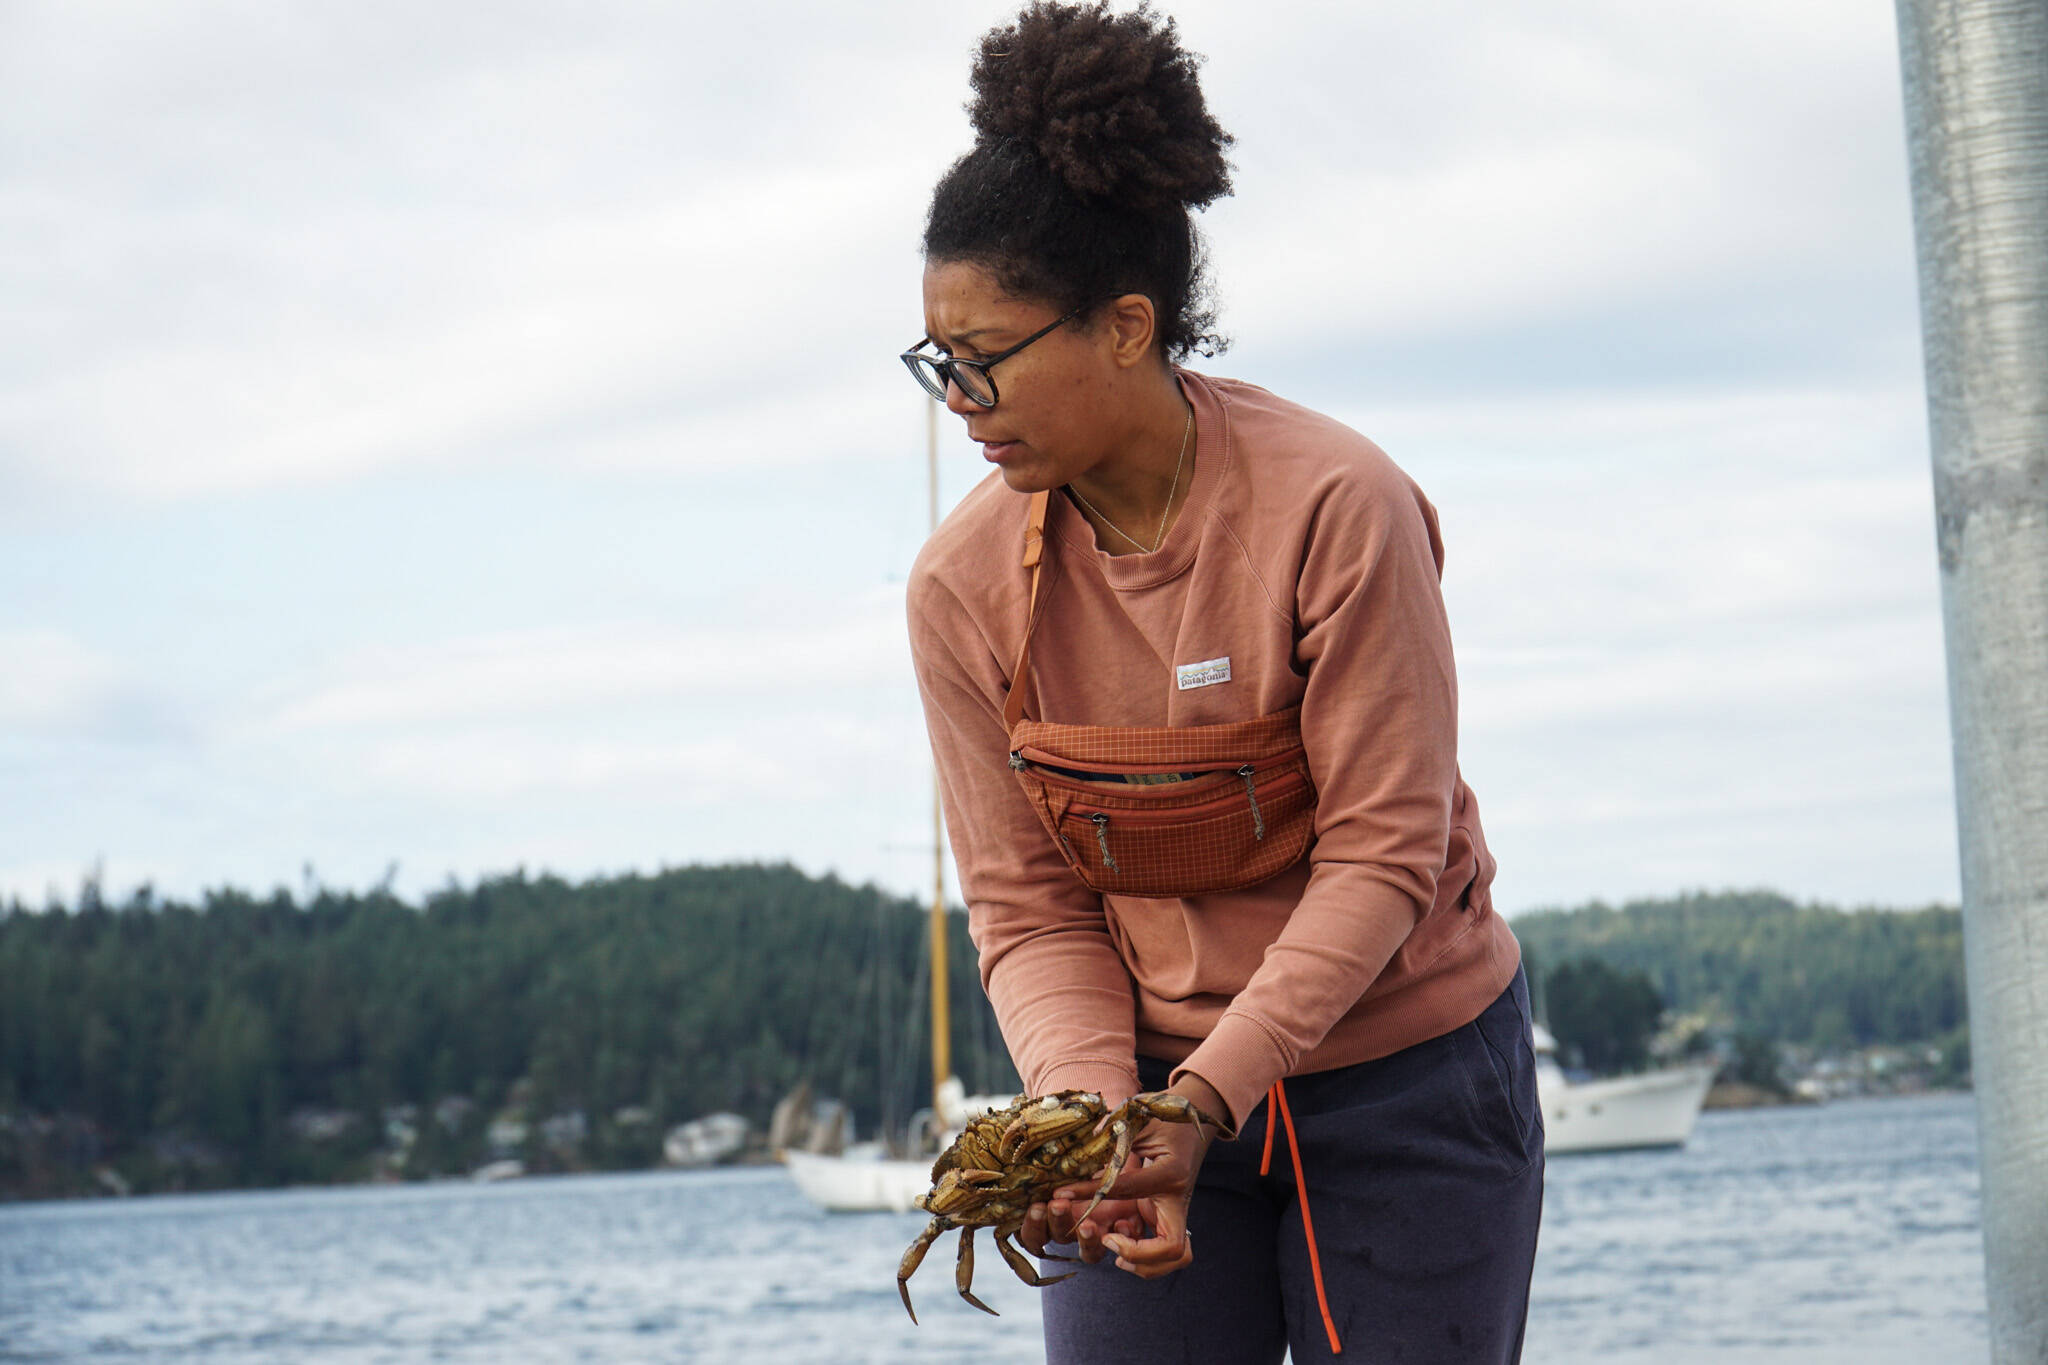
[785,1078,1017,1214]
[663,1112,749,1168]
[1533,1023,1715,1154]
[784,1145,930,1213]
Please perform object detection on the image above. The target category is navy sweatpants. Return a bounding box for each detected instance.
[1041,968,1544,1364]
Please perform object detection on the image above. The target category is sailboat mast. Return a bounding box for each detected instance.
[927,396,952,1115]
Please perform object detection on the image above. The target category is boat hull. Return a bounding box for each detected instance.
[1539,1062,1716,1154]
[782,1148,931,1214]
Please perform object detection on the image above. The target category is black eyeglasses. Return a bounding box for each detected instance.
[900,303,1091,408]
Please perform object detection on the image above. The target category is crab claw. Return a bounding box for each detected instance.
[999,1095,1100,1163]
[1126,1091,1225,1134]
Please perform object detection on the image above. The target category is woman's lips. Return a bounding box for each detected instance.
[980,440,1020,463]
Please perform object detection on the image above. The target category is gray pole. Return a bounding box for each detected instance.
[1894,1,2048,1357]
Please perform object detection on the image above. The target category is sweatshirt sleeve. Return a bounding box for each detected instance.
[907,564,1142,1108]
[1170,467,1463,1129]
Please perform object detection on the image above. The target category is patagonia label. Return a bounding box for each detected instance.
[1175,656,1232,691]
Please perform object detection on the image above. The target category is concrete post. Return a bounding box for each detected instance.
[1894,1,2048,1357]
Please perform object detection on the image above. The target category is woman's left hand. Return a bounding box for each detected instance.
[1053,1076,1228,1279]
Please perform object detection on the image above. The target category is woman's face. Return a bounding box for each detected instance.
[919,259,1138,494]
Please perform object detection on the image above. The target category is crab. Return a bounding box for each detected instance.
[896,1089,1219,1323]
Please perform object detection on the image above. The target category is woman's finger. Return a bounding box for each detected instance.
[1097,1158,1180,1199]
[1062,1196,1137,1263]
[1019,1202,1051,1258]
[1102,1197,1194,1279]
[1068,1197,1143,1238]
[1074,1214,1108,1263]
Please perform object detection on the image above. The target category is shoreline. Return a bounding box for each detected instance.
[5,1090,1980,1206]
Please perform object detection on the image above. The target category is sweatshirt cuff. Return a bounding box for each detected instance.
[1170,1010,1293,1138]
[1035,1057,1142,1109]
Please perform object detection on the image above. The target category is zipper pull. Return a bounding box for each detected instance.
[1009,751,1025,770]
[1238,764,1266,840]
[1090,812,1119,871]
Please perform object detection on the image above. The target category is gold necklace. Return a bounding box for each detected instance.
[1066,405,1193,554]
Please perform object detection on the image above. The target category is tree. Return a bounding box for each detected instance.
[1544,957,1662,1075]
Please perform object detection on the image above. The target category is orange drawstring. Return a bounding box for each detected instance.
[1258,1084,1279,1173]
[1257,1078,1342,1355]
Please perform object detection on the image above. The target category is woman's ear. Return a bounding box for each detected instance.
[1105,293,1159,369]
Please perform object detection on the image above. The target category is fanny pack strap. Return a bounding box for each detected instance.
[1001,489,1051,730]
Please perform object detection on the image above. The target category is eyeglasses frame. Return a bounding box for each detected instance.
[900,302,1095,408]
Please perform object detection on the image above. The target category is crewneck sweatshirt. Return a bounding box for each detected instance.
[906,370,1519,1130]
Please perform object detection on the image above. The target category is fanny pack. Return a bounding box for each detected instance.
[1002,490,1317,899]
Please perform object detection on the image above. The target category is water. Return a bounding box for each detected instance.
[0,1094,1986,1363]
[1532,1094,1984,1363]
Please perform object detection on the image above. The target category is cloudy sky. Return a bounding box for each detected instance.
[2,0,1957,916]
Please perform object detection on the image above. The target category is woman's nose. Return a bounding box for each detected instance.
[943,375,980,417]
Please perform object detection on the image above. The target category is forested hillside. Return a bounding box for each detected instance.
[1,873,1967,1198]
[0,864,1016,1196]
[1513,889,1966,1050]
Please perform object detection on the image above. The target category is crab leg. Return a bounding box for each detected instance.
[1073,1118,1136,1229]
[897,1217,949,1324]
[994,1226,1080,1288]
[955,1225,999,1317]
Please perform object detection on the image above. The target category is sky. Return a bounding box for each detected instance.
[1,0,1959,916]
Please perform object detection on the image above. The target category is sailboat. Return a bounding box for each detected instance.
[784,398,1010,1214]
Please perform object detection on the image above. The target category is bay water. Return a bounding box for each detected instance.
[0,1093,1985,1363]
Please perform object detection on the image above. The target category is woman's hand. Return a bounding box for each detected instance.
[1018,1195,1147,1264]
[1079,1108,1210,1278]
[1022,1076,1230,1279]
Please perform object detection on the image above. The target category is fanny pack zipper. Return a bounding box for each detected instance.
[1090,813,1118,870]
[1239,764,1266,839]
[1009,750,1232,780]
[1062,765,1308,871]
[1011,745,1297,781]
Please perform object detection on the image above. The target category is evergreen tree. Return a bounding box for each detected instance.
[1544,958,1662,1073]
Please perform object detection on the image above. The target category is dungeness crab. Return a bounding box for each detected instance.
[896,1089,1219,1322]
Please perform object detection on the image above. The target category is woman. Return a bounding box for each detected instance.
[902,5,1542,1361]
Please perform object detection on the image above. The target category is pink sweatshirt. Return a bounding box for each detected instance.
[907,370,1520,1129]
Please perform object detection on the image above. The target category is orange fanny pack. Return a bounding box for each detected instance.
[1002,490,1317,899]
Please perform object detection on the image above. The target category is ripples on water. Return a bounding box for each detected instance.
[0,1094,1985,1363]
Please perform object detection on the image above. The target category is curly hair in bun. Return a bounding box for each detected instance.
[924,2,1235,359]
